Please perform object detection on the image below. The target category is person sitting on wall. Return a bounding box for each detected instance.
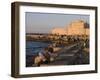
[48,45,54,53]
[34,48,51,66]
[41,47,51,64]
[47,45,55,62]
[47,44,58,62]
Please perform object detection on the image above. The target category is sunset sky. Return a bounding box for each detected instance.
[25,12,89,33]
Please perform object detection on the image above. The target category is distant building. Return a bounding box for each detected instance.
[66,20,89,36]
[51,20,89,36]
[51,27,67,35]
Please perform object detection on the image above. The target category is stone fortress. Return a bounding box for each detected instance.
[51,20,89,36]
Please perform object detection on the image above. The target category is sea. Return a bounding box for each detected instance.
[26,41,51,55]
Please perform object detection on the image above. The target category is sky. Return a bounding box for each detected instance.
[25,12,89,33]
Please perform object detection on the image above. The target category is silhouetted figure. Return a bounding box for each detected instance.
[48,45,54,53]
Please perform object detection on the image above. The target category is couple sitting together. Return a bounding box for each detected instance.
[34,45,57,66]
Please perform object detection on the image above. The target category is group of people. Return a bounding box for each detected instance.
[34,45,57,66]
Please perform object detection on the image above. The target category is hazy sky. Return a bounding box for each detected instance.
[25,12,89,33]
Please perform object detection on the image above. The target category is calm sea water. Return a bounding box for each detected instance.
[26,41,51,55]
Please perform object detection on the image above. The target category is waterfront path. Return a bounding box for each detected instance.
[40,41,89,66]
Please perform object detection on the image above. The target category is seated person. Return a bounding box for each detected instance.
[47,45,57,61]
[38,48,51,64]
[48,45,54,53]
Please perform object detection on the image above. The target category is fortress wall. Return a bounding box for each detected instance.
[51,20,89,36]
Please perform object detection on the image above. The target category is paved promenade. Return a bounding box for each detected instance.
[40,41,89,66]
